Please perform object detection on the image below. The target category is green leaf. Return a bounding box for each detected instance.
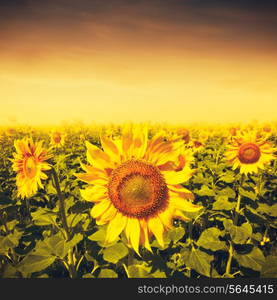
[33,232,69,259]
[102,242,128,264]
[67,214,84,228]
[17,255,56,274]
[0,229,23,254]
[88,228,106,243]
[230,222,252,244]
[167,227,185,243]
[127,264,151,278]
[213,195,236,211]
[217,187,236,199]
[186,248,213,277]
[239,187,256,201]
[261,255,277,278]
[219,172,235,183]
[195,185,215,197]
[223,219,233,231]
[234,247,265,271]
[192,173,212,185]
[257,203,277,217]
[98,269,118,278]
[31,208,57,226]
[2,264,18,278]
[197,228,226,251]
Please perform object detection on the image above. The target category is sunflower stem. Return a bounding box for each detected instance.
[225,242,234,276]
[234,174,245,226]
[51,167,70,238]
[51,167,77,278]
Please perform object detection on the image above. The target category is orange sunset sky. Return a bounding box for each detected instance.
[0,0,277,125]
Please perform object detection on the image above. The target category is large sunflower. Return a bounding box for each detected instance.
[76,125,201,254]
[225,130,276,175]
[11,137,52,198]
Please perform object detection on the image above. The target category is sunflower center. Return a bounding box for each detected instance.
[53,133,61,143]
[108,160,168,218]
[23,156,37,178]
[238,143,261,164]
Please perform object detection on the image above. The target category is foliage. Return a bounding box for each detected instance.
[0,124,276,278]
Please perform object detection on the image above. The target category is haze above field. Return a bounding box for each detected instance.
[0,0,277,125]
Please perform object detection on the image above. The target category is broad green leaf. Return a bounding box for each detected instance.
[239,187,256,201]
[213,195,236,211]
[127,264,151,278]
[88,228,106,243]
[223,219,233,231]
[63,233,83,255]
[31,208,57,226]
[261,255,277,278]
[33,232,67,259]
[98,269,118,278]
[195,185,215,197]
[67,214,84,227]
[197,228,226,251]
[192,173,212,185]
[257,203,277,217]
[217,187,236,199]
[17,255,56,274]
[234,247,265,271]
[219,172,235,183]
[186,248,213,277]
[230,222,252,244]
[0,229,23,254]
[167,227,185,243]
[102,242,128,264]
[2,264,18,278]
[151,270,167,278]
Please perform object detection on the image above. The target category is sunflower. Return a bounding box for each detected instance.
[76,124,201,254]
[225,130,276,175]
[50,130,66,148]
[11,137,52,198]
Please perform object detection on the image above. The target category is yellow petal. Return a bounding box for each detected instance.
[158,207,174,229]
[148,217,164,248]
[121,124,134,160]
[80,185,107,202]
[96,204,117,225]
[170,195,202,213]
[105,212,127,244]
[174,210,191,222]
[85,141,113,169]
[131,124,148,159]
[163,167,193,185]
[100,135,121,163]
[169,184,194,200]
[127,218,141,255]
[75,172,108,185]
[90,199,111,219]
[140,219,152,253]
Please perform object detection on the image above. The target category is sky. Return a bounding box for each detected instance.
[0,0,277,126]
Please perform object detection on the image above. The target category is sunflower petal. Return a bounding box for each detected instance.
[85,141,113,169]
[170,195,202,212]
[148,217,164,248]
[105,212,127,244]
[90,199,111,219]
[140,219,152,253]
[127,218,141,256]
[80,185,107,202]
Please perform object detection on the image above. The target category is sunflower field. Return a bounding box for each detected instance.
[0,122,276,279]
